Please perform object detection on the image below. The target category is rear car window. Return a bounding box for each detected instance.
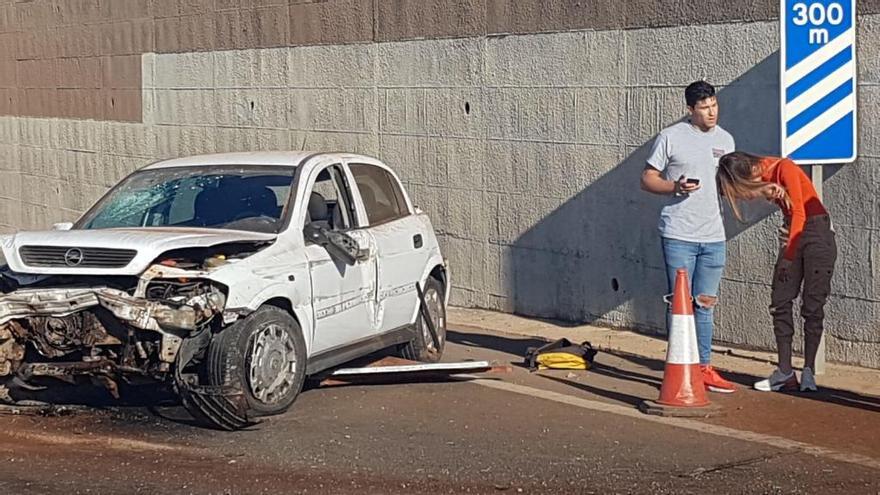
[349,164,408,226]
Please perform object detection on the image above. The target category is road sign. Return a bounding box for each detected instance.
[780,0,857,164]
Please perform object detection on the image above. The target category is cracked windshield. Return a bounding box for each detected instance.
[78,166,296,233]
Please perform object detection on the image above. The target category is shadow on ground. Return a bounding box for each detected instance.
[450,329,880,415]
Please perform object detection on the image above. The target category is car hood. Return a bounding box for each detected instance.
[0,228,277,276]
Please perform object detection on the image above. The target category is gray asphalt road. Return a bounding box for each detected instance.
[1,327,878,495]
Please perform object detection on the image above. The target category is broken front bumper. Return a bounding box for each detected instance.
[0,286,224,333]
[0,278,226,377]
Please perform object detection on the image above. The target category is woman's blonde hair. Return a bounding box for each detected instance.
[717,151,790,222]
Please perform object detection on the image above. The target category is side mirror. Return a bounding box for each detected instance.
[303,223,326,246]
[52,222,73,231]
[303,223,367,265]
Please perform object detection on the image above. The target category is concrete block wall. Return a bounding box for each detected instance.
[0,1,878,367]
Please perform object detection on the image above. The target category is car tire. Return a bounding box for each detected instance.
[400,277,446,363]
[181,306,306,430]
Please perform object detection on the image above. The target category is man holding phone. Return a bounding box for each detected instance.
[640,80,737,394]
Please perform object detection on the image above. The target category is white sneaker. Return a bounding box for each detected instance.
[754,368,799,392]
[800,367,818,392]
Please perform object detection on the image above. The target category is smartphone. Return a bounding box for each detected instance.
[685,178,701,185]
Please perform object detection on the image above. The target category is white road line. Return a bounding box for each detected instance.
[4,430,188,452]
[472,378,880,471]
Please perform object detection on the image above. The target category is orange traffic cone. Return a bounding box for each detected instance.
[640,268,718,417]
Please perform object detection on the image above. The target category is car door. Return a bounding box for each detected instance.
[347,161,429,334]
[302,161,379,355]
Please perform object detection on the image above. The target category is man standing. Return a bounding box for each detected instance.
[640,80,737,393]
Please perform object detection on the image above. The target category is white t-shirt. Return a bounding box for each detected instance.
[647,121,735,243]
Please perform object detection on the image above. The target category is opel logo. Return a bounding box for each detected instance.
[63,248,84,267]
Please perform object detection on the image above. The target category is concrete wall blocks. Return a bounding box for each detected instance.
[485,31,623,87]
[154,52,215,89]
[485,88,578,143]
[625,21,777,87]
[289,44,376,88]
[483,140,617,199]
[0,170,22,200]
[715,278,777,350]
[153,124,217,158]
[215,127,292,154]
[857,15,880,84]
[290,88,377,133]
[215,48,289,89]
[214,89,290,129]
[822,159,878,230]
[377,0,486,42]
[858,86,880,159]
[288,0,373,46]
[380,88,483,138]
[831,225,876,301]
[18,119,53,148]
[377,38,484,88]
[291,130,379,157]
[102,123,158,158]
[0,117,19,145]
[48,120,96,153]
[0,145,18,172]
[485,87,625,146]
[153,89,215,125]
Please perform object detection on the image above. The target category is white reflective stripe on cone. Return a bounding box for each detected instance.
[667,314,699,365]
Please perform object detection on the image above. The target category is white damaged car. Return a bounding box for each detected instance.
[0,152,449,429]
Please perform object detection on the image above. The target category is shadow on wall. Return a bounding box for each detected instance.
[504,52,788,334]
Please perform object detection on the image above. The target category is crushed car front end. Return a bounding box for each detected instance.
[0,229,278,402]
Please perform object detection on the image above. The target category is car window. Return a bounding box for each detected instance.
[349,164,408,226]
[78,166,296,234]
[305,165,356,231]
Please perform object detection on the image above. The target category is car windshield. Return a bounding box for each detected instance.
[77,166,297,233]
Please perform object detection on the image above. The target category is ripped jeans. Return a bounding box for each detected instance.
[661,238,726,365]
[771,214,837,371]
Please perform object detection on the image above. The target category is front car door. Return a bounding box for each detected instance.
[346,161,430,334]
[301,160,378,354]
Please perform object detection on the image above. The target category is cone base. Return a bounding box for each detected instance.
[656,363,710,408]
[639,400,722,418]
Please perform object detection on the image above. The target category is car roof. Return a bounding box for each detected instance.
[143,151,381,170]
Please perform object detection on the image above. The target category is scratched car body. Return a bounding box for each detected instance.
[0,152,449,429]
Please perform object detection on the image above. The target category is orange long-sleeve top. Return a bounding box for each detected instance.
[759,157,828,261]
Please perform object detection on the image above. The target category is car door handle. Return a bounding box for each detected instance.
[413,234,423,249]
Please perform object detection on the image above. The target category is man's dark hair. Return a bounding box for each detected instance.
[685,80,716,107]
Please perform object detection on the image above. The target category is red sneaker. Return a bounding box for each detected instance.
[701,365,737,394]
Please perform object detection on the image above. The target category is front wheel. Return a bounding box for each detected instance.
[400,278,446,363]
[180,306,306,430]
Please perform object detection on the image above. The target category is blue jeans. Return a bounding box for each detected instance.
[661,238,726,365]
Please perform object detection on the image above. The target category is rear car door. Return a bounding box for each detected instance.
[302,162,378,354]
[347,162,429,334]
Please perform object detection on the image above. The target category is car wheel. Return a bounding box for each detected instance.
[400,277,446,363]
[180,306,306,430]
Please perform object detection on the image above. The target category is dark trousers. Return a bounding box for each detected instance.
[770,215,837,370]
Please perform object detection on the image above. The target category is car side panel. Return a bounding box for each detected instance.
[206,243,316,355]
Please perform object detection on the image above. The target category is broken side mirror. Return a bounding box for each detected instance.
[303,223,369,265]
[303,222,326,246]
[52,222,73,231]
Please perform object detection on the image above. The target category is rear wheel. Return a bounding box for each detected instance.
[400,277,446,363]
[179,306,306,430]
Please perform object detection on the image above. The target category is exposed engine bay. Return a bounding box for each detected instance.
[0,242,266,398]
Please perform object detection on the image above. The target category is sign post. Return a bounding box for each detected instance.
[781,0,857,374]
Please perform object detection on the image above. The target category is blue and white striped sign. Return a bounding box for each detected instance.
[781,0,857,164]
